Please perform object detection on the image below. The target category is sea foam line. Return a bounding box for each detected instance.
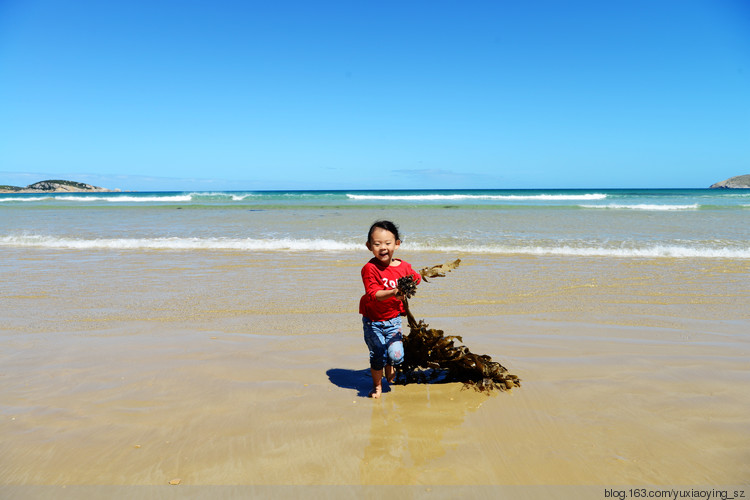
[579,203,699,211]
[0,235,360,251]
[187,192,260,201]
[404,243,750,259]
[0,197,51,202]
[346,193,608,201]
[2,234,748,259]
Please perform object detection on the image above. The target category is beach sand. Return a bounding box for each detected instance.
[1,250,748,495]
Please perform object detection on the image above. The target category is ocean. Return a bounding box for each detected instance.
[2,188,749,259]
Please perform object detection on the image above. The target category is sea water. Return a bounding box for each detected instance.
[1,188,749,259]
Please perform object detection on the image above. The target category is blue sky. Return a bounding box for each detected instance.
[1,0,748,191]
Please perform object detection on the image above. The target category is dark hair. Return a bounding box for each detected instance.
[367,220,401,242]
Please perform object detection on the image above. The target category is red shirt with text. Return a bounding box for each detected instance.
[359,258,421,321]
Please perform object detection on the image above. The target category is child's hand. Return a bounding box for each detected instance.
[397,275,418,299]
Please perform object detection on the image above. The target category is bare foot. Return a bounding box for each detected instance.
[369,386,382,399]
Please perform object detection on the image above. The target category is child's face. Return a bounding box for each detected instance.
[367,227,400,265]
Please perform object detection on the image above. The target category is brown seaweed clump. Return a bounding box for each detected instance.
[397,275,418,299]
[396,259,521,393]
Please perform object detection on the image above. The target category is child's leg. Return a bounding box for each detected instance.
[363,317,388,398]
[369,368,383,398]
[363,317,400,398]
[384,318,403,385]
[384,364,396,384]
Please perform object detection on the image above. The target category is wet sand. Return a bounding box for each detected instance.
[1,250,749,493]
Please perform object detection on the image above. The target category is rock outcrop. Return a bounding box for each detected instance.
[0,180,117,193]
[710,175,750,189]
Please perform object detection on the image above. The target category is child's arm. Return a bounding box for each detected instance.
[374,287,400,301]
[412,270,422,285]
[362,265,401,302]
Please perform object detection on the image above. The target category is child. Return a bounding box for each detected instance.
[359,220,421,398]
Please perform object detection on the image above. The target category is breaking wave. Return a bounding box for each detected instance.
[2,234,748,259]
[0,234,359,251]
[346,193,608,201]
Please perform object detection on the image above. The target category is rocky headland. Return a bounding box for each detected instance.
[0,180,118,193]
[709,174,750,189]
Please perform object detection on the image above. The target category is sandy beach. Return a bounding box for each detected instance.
[2,247,748,497]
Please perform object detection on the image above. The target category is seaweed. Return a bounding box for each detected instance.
[418,259,462,281]
[396,259,521,393]
[397,275,419,299]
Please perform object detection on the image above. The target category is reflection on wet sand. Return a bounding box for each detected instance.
[361,383,490,485]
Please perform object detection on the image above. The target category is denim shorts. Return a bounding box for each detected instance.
[362,316,404,370]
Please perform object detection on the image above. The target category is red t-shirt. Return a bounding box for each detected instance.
[359,258,421,321]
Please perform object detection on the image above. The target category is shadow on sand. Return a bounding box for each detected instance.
[327,367,460,398]
[326,368,395,398]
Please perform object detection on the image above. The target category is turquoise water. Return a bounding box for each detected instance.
[2,188,749,208]
[2,189,749,258]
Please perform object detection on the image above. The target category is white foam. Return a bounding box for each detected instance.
[579,203,699,211]
[187,192,259,201]
[403,243,750,259]
[0,197,51,202]
[2,234,748,259]
[0,234,360,252]
[346,193,608,201]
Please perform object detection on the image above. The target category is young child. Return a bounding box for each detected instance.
[359,220,421,398]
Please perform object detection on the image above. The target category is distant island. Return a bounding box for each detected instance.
[0,180,118,194]
[710,174,750,189]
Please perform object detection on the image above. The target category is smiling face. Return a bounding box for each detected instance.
[366,227,401,266]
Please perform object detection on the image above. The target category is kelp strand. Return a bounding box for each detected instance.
[396,259,521,393]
